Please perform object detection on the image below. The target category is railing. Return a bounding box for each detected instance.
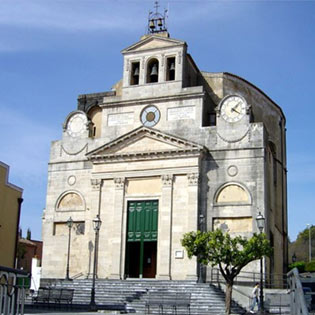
[209,267,288,289]
[287,268,309,315]
[72,272,84,280]
[0,265,29,315]
[208,267,291,313]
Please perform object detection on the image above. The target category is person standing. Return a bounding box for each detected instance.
[250,283,260,313]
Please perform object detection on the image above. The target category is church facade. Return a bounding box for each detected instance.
[41,30,288,282]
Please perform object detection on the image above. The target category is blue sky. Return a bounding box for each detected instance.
[0,0,314,242]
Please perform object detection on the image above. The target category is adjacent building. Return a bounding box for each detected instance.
[41,22,287,282]
[0,162,23,268]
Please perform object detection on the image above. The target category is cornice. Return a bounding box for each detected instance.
[90,148,203,164]
[100,89,205,108]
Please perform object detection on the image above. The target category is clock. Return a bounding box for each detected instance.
[140,105,160,127]
[67,113,87,137]
[220,95,247,123]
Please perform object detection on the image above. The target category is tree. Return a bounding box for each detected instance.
[26,228,31,240]
[181,229,272,314]
[289,225,315,263]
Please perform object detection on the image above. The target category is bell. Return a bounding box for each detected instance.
[149,20,155,30]
[157,18,163,27]
[169,62,175,71]
[133,67,139,76]
[150,64,158,76]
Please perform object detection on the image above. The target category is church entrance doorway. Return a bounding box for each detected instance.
[125,200,158,278]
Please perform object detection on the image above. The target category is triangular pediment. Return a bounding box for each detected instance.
[122,35,185,54]
[87,126,206,162]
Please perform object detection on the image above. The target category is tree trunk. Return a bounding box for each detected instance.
[225,281,233,314]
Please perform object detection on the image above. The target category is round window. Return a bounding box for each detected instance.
[140,106,160,127]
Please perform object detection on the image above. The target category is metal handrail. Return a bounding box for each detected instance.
[209,267,288,289]
[0,265,29,315]
[287,268,309,315]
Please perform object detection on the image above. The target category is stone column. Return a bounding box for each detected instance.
[110,177,125,279]
[186,173,199,280]
[89,179,103,279]
[156,174,173,280]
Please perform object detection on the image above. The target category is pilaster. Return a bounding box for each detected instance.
[186,173,199,280]
[89,178,103,278]
[110,177,126,279]
[156,174,173,280]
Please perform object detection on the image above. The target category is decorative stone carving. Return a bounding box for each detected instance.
[227,165,238,177]
[57,192,84,211]
[90,179,102,190]
[216,128,250,143]
[61,143,88,156]
[114,177,125,189]
[161,174,173,187]
[187,173,199,186]
[67,175,76,186]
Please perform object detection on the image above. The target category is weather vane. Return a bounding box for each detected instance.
[147,1,168,34]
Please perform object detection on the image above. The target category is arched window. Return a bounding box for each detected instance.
[88,106,102,138]
[215,183,251,205]
[166,57,175,81]
[130,62,140,85]
[146,58,159,83]
[56,191,85,211]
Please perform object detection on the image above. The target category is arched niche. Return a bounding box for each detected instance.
[214,183,251,205]
[146,58,159,83]
[56,191,86,211]
[88,106,102,138]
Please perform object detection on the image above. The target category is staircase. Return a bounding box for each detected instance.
[40,279,246,314]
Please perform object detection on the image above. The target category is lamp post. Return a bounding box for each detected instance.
[65,216,73,280]
[292,253,297,263]
[90,214,102,310]
[307,224,312,262]
[256,212,265,313]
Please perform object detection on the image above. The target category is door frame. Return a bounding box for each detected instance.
[122,197,160,279]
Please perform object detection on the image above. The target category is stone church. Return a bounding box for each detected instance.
[41,12,288,282]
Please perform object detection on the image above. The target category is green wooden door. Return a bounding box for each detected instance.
[126,200,158,278]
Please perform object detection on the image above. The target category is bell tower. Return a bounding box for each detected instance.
[147,1,169,36]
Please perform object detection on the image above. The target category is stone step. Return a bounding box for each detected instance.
[38,279,245,314]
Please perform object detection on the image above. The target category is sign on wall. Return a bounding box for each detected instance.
[167,106,195,121]
[107,112,134,126]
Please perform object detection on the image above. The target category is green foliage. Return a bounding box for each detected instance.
[298,226,315,242]
[26,228,31,240]
[289,226,315,263]
[181,229,272,281]
[305,261,315,272]
[288,261,305,273]
[181,229,272,314]
[16,242,26,259]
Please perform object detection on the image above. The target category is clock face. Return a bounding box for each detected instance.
[220,95,247,123]
[140,105,160,127]
[67,113,87,137]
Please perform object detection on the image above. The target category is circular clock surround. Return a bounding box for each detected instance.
[220,95,247,123]
[140,105,160,127]
[67,113,87,137]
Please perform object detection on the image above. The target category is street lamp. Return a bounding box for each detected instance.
[256,212,265,313]
[292,253,297,263]
[307,224,312,262]
[65,216,73,280]
[90,214,102,309]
